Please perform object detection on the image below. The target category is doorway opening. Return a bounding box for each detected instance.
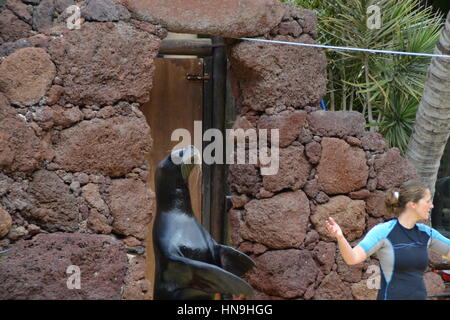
[432,139,450,237]
[139,33,229,297]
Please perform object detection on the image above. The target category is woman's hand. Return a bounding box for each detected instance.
[325,217,367,265]
[325,217,344,239]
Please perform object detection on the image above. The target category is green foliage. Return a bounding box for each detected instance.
[283,0,443,153]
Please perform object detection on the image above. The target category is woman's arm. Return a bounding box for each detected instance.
[326,217,367,265]
[425,226,450,261]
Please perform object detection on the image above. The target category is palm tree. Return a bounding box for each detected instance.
[406,11,450,195]
[285,0,443,153]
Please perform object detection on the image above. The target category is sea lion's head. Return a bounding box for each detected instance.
[170,145,202,182]
[155,145,202,203]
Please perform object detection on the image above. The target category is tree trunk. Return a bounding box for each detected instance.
[364,58,375,132]
[406,11,450,195]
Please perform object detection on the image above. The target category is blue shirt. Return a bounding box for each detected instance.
[358,219,450,300]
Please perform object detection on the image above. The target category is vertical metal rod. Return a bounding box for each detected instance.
[202,56,213,232]
[210,36,227,242]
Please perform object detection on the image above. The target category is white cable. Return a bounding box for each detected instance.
[239,37,450,59]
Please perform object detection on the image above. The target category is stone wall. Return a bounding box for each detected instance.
[0,0,445,300]
[0,0,164,299]
[226,3,445,300]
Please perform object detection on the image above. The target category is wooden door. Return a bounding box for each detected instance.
[140,58,204,297]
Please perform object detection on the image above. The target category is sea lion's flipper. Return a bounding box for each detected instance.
[168,256,254,297]
[217,244,256,276]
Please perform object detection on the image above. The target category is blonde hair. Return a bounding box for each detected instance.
[385,180,428,215]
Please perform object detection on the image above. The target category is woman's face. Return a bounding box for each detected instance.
[411,189,434,220]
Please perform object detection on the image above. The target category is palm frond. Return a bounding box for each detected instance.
[283,0,444,153]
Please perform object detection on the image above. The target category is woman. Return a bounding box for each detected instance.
[326,180,450,300]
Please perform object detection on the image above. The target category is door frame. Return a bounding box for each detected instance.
[158,35,228,242]
[201,36,227,243]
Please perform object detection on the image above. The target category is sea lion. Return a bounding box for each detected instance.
[153,145,255,300]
